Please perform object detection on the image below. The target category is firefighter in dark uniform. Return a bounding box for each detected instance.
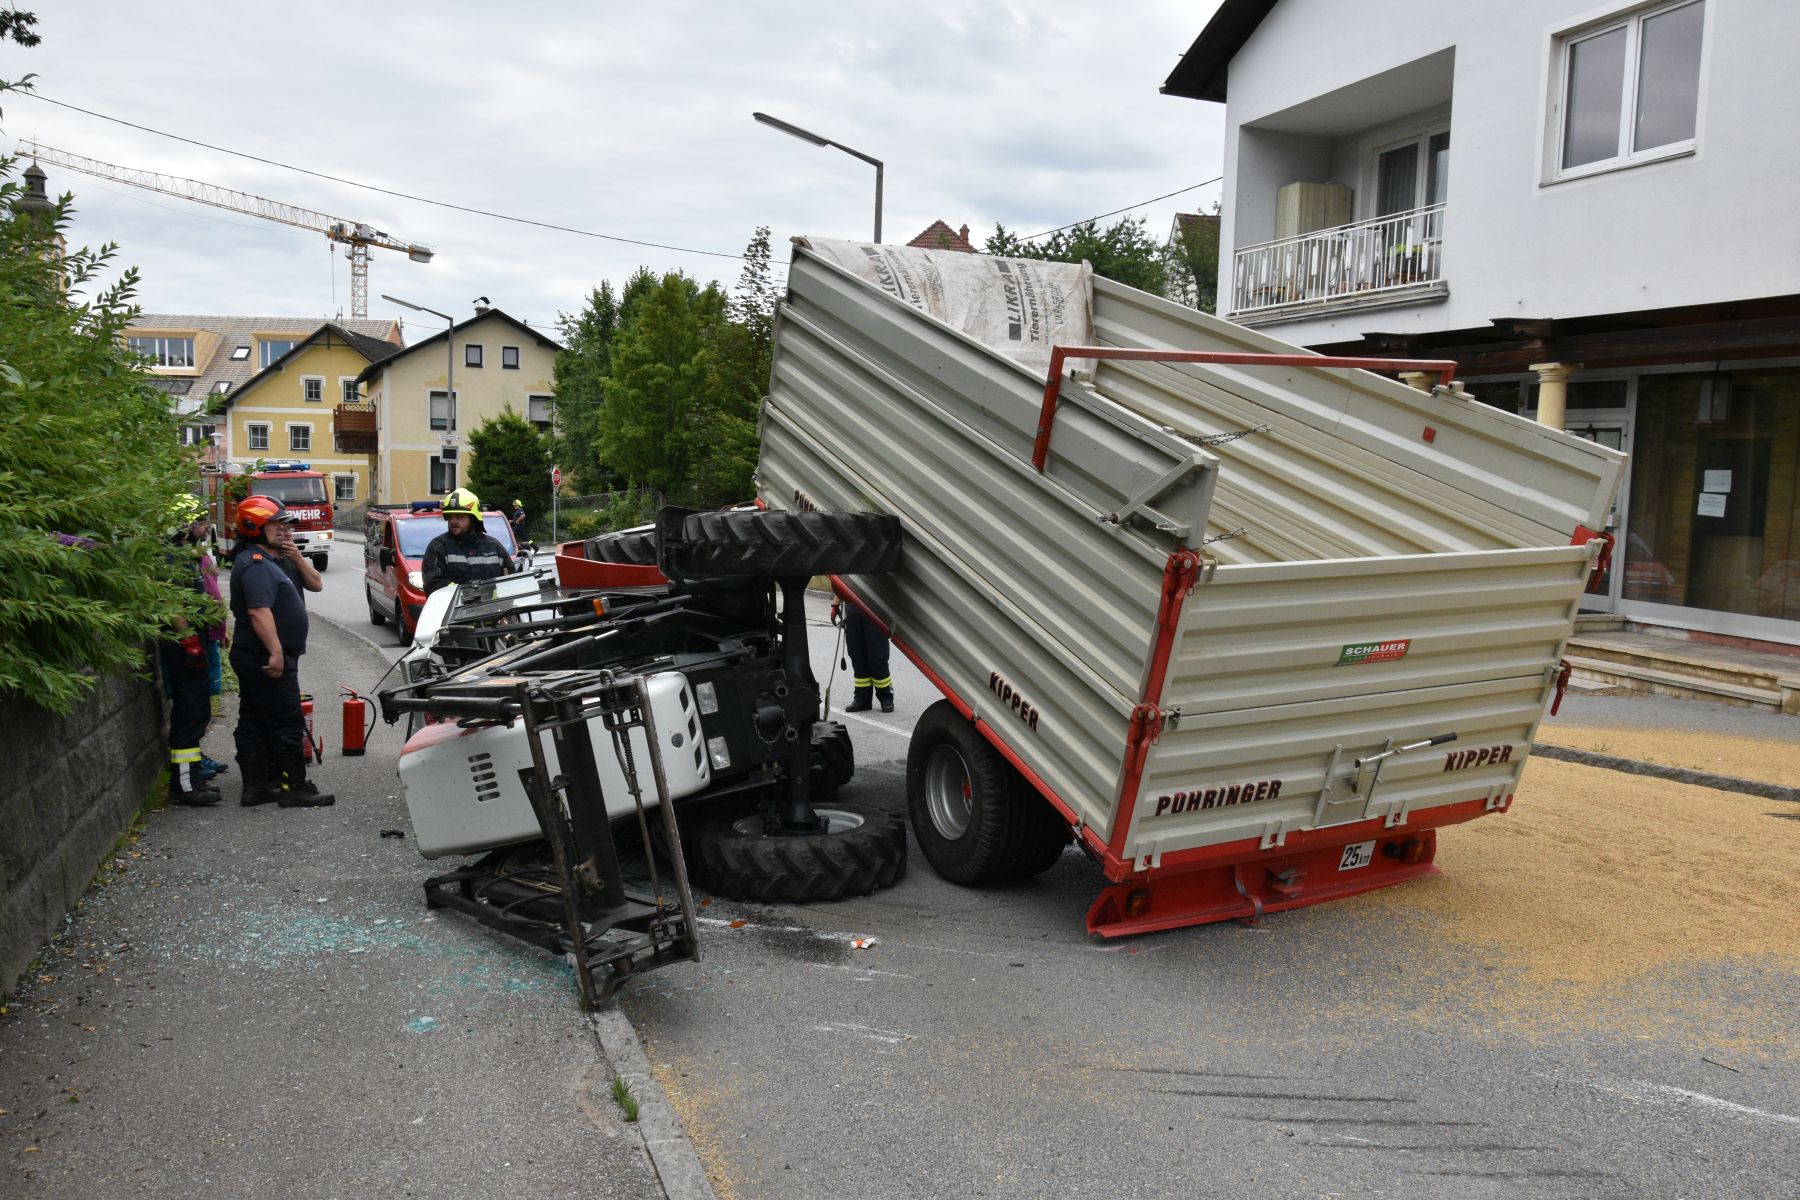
[229,496,334,808]
[421,488,515,594]
[840,603,895,713]
[159,494,223,805]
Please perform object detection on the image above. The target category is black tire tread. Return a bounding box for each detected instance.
[366,585,386,626]
[906,700,1069,886]
[809,720,855,799]
[691,801,906,904]
[679,510,901,577]
[585,526,659,566]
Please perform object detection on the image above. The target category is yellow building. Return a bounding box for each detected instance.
[356,306,561,503]
[213,322,407,508]
[124,314,403,481]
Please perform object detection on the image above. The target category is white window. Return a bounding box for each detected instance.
[502,345,520,369]
[260,339,298,368]
[1372,129,1450,217]
[333,474,357,504]
[1553,0,1704,178]
[128,336,195,368]
[212,380,232,395]
[247,423,271,451]
[465,344,483,368]
[341,378,359,404]
[429,456,457,494]
[429,389,456,431]
[302,376,324,403]
[179,424,215,447]
[288,424,311,452]
[527,393,555,432]
[230,345,251,361]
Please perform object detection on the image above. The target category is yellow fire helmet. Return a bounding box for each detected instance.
[441,488,482,519]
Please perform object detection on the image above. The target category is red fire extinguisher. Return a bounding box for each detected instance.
[298,693,325,763]
[341,687,371,757]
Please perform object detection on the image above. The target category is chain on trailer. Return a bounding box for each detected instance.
[402,671,702,1007]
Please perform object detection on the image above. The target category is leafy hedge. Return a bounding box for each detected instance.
[0,151,218,713]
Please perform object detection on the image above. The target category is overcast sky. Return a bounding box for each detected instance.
[8,1,1224,340]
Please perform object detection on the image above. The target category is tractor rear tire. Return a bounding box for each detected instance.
[678,510,901,577]
[585,525,660,566]
[690,800,906,904]
[906,700,1069,885]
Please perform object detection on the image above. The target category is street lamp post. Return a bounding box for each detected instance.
[381,293,455,498]
[752,112,883,242]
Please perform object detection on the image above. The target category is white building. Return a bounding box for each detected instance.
[1165,0,1800,650]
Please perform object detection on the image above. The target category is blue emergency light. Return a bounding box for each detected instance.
[262,460,311,472]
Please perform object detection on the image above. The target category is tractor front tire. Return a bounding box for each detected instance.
[690,800,906,904]
[585,525,660,566]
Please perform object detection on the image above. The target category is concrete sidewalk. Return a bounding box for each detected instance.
[0,612,685,1198]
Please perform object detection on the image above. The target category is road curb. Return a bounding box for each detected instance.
[1533,741,1800,803]
[591,1004,718,1200]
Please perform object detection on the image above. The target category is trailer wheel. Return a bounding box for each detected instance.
[585,525,659,566]
[906,700,1069,885]
[678,510,902,577]
[690,801,906,904]
[810,720,855,799]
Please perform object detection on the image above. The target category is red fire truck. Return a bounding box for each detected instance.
[223,460,336,570]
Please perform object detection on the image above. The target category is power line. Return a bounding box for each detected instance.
[17,90,751,261]
[1019,176,1223,242]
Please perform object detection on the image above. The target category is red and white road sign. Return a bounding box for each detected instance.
[551,466,562,487]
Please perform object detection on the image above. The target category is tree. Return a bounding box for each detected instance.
[597,272,730,504]
[1165,204,1221,314]
[552,267,660,493]
[466,406,553,526]
[0,134,220,712]
[689,227,776,507]
[985,215,1170,294]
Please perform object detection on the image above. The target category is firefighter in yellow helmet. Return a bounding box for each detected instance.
[420,488,515,594]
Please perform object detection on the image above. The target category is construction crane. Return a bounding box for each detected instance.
[23,140,433,318]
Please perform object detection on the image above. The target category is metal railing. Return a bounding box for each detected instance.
[1231,203,1446,317]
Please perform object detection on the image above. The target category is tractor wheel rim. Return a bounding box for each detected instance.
[923,745,974,840]
[730,807,868,837]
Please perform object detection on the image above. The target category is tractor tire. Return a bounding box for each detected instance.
[366,585,386,626]
[585,525,659,566]
[690,800,906,904]
[906,700,1069,886]
[810,720,855,799]
[678,510,902,577]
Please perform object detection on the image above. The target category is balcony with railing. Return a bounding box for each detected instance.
[1230,203,1448,324]
[334,401,378,454]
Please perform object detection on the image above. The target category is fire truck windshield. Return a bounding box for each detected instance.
[252,476,328,505]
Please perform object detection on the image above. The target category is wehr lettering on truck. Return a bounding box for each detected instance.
[1444,744,1514,771]
[1155,779,1284,816]
[987,671,1041,731]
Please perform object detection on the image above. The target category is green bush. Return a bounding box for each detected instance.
[0,147,218,714]
[562,513,601,539]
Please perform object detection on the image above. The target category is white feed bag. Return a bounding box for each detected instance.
[797,236,1094,377]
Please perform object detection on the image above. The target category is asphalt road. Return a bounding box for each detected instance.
[209,553,1800,1197]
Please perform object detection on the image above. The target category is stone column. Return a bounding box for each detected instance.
[1530,362,1581,428]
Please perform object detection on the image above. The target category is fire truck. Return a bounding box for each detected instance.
[224,460,336,570]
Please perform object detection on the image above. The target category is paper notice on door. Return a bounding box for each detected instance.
[1697,492,1728,518]
[1703,470,1732,493]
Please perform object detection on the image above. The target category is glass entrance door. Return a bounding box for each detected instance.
[1566,414,1629,609]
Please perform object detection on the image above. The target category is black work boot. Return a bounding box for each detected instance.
[168,757,223,807]
[277,756,336,808]
[876,687,895,714]
[238,751,281,807]
[846,684,873,713]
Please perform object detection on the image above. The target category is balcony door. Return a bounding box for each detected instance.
[1374,130,1450,217]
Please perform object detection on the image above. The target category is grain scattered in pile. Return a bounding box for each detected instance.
[1541,721,1800,789]
[1341,757,1800,1052]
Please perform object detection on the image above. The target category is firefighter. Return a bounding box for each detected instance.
[421,488,515,594]
[159,495,223,806]
[229,496,334,808]
[508,498,528,544]
[840,603,895,713]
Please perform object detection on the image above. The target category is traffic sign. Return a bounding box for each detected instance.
[551,466,562,487]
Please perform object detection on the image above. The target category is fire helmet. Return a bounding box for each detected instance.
[237,495,298,538]
[442,488,482,519]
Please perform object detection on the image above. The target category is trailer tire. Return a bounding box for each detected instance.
[585,525,659,566]
[906,700,1070,885]
[690,801,906,904]
[810,720,855,799]
[678,510,902,577]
